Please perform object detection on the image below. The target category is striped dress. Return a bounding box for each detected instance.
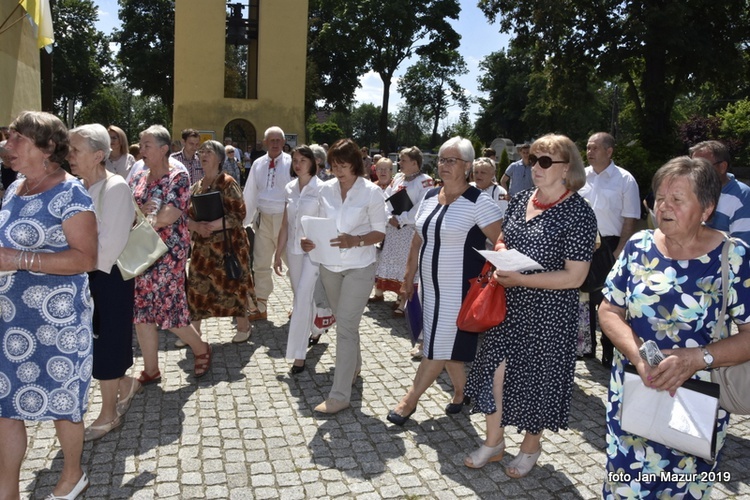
[416,187,503,360]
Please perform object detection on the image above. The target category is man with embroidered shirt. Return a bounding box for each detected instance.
[171,128,203,183]
[580,132,641,368]
[690,140,750,244]
[242,126,292,320]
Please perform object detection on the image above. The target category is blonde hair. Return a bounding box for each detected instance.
[530,134,586,191]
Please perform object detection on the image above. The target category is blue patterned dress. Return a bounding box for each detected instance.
[0,178,95,422]
[603,230,750,499]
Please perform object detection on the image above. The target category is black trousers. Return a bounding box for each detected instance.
[588,236,620,364]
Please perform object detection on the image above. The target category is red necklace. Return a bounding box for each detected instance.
[532,189,570,210]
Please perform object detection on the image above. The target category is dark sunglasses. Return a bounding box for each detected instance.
[529,154,566,169]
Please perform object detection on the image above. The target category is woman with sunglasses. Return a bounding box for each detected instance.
[463,134,597,478]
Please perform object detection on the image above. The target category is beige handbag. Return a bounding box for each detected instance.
[116,205,168,280]
[710,237,750,415]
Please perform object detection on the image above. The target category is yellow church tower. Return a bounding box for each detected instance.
[172,0,308,153]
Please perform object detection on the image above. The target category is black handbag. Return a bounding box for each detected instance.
[580,234,616,293]
[222,216,243,280]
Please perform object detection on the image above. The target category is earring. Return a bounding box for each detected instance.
[43,159,49,170]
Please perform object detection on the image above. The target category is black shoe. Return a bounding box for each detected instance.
[387,408,416,426]
[308,335,321,347]
[445,403,463,415]
[601,357,613,369]
[290,362,305,374]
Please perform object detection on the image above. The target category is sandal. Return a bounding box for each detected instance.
[194,343,212,378]
[137,370,161,385]
[464,440,506,468]
[505,446,542,478]
[116,377,143,416]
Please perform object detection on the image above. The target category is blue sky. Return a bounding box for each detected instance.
[91,0,510,125]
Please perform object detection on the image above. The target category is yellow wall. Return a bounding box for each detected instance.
[0,3,42,124]
[173,0,308,146]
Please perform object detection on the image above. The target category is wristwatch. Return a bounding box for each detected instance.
[358,236,365,247]
[701,347,714,369]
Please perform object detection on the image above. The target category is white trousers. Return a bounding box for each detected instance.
[285,251,319,360]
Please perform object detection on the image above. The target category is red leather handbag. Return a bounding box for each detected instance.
[456,262,506,333]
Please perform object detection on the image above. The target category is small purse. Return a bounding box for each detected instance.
[710,236,750,415]
[222,215,243,280]
[404,287,422,343]
[621,364,720,462]
[456,262,506,333]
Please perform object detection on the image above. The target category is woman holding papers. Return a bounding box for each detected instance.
[187,140,254,344]
[463,134,596,477]
[300,139,388,414]
[273,145,324,373]
[370,149,433,318]
[386,137,503,426]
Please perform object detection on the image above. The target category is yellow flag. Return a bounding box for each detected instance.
[19,0,54,49]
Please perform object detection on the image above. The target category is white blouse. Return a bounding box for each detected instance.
[317,176,388,272]
[385,172,434,226]
[105,154,135,178]
[284,176,323,256]
[89,172,136,273]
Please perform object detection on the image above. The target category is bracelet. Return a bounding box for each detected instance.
[23,251,31,270]
[15,250,23,270]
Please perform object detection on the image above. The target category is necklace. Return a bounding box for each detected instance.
[404,171,420,182]
[202,172,220,192]
[23,167,60,195]
[532,189,569,210]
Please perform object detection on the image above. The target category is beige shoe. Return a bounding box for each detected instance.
[232,327,252,343]
[314,398,350,414]
[410,342,423,360]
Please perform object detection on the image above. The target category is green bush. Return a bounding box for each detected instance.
[614,142,659,198]
[497,149,510,180]
[308,121,345,146]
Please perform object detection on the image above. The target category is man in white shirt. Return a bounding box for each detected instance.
[579,132,641,367]
[243,126,292,320]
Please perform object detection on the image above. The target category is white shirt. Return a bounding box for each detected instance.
[105,154,135,178]
[317,177,388,272]
[126,157,188,185]
[284,176,323,255]
[242,152,292,225]
[471,182,508,218]
[88,172,136,273]
[579,161,641,237]
[385,172,434,226]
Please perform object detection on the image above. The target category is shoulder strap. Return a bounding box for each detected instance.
[718,234,731,337]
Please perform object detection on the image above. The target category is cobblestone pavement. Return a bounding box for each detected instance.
[20,274,750,499]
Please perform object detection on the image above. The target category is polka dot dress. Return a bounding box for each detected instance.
[465,189,597,434]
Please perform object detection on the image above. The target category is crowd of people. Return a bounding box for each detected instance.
[0,111,749,499]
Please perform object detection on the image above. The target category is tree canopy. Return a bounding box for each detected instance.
[478,0,750,159]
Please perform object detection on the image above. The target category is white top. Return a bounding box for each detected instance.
[126,157,188,185]
[579,161,641,237]
[317,176,388,272]
[471,182,508,217]
[385,172,434,226]
[243,152,293,224]
[105,154,135,178]
[88,171,136,273]
[285,176,324,255]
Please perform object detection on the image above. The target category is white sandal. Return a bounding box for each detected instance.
[505,446,542,478]
[464,439,505,468]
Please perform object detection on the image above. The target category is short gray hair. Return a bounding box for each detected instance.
[139,125,171,158]
[264,126,285,140]
[310,144,327,166]
[70,123,111,163]
[439,136,475,163]
[652,156,721,219]
[201,140,226,166]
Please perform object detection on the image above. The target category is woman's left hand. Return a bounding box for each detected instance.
[388,216,400,228]
[193,221,213,238]
[648,347,702,395]
[330,233,357,249]
[492,269,524,288]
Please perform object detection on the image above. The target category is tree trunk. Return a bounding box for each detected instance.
[378,73,392,154]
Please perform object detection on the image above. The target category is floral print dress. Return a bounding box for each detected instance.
[602,231,750,499]
[130,166,192,329]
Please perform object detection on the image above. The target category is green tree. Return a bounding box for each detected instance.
[398,51,468,148]
[479,0,750,159]
[393,105,429,150]
[309,121,345,145]
[114,0,175,117]
[717,98,750,167]
[349,103,381,148]
[52,0,111,123]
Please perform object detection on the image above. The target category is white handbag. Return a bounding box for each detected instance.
[620,364,719,462]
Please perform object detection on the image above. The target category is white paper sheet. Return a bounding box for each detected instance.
[300,216,341,266]
[475,248,543,272]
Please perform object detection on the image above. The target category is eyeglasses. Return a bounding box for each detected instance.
[529,154,566,169]
[437,157,466,166]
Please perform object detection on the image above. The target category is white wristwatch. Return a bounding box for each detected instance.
[701,347,714,370]
[358,236,365,247]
